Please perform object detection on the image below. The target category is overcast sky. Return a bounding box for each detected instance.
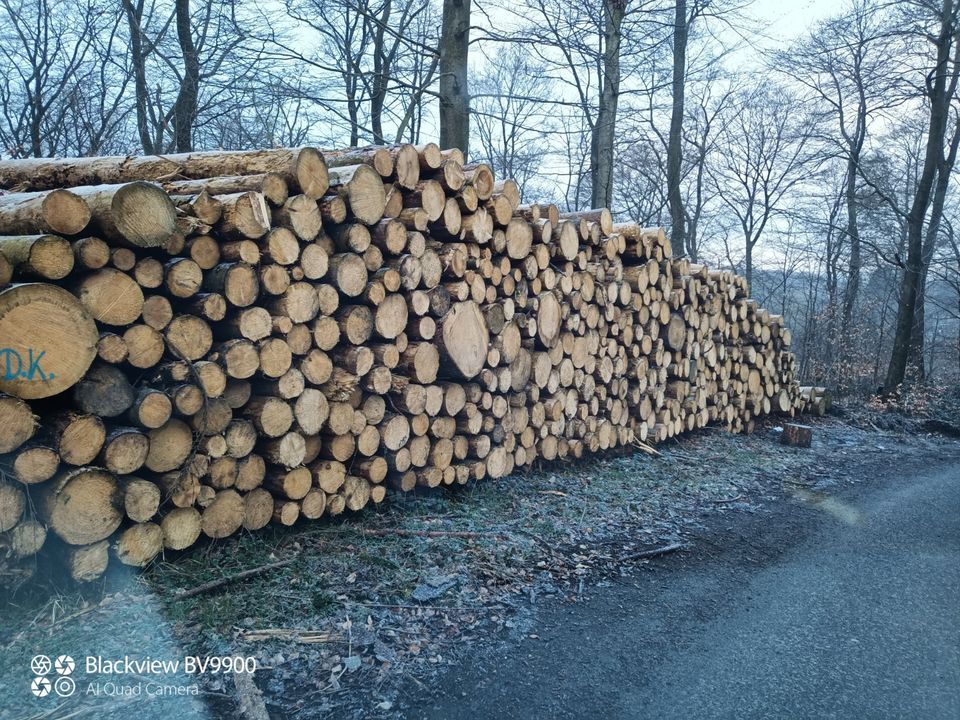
[749,0,836,42]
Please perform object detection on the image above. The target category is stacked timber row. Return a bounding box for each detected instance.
[0,144,810,585]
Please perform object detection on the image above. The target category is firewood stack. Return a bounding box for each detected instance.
[0,144,810,584]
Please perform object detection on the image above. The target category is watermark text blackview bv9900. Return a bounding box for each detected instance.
[28,653,258,700]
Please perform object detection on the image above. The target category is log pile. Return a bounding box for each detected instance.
[0,144,814,584]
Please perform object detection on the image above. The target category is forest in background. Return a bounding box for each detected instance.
[0,0,957,398]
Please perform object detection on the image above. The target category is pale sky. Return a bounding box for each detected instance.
[748,0,838,42]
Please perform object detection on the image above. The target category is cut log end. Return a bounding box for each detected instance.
[0,283,98,399]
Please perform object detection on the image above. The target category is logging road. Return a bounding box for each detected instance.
[410,457,960,720]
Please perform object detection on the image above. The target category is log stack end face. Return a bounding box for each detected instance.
[0,143,816,584]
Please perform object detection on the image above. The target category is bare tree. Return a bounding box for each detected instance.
[884,0,960,391]
[0,0,99,157]
[472,47,555,195]
[780,0,898,335]
[711,86,815,290]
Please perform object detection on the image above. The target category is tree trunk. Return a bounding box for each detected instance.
[122,0,157,154]
[370,0,392,145]
[841,151,860,333]
[590,0,624,209]
[885,0,956,392]
[666,0,688,253]
[439,0,471,157]
[908,105,960,380]
[172,0,200,153]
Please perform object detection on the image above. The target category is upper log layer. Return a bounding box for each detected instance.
[0,147,331,198]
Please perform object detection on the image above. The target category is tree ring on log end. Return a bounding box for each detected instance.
[0,283,98,399]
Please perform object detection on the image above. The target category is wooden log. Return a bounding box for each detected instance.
[0,188,91,235]
[201,489,245,538]
[0,234,74,279]
[0,283,98,399]
[0,147,330,197]
[328,164,387,225]
[41,468,123,545]
[781,423,813,448]
[67,183,176,248]
[218,191,271,239]
[435,301,489,379]
[0,483,25,532]
[114,522,163,567]
[64,541,110,582]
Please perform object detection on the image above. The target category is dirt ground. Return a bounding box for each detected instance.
[1,407,958,720]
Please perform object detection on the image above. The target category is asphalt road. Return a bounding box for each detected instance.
[412,458,960,720]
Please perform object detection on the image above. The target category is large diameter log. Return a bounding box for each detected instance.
[0,188,91,235]
[70,183,176,247]
[328,164,387,225]
[0,147,330,198]
[0,283,98,399]
[436,301,488,379]
[41,468,123,545]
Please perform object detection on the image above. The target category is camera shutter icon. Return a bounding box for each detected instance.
[30,656,52,676]
[54,656,75,676]
[31,676,52,698]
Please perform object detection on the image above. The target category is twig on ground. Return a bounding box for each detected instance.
[617,542,684,562]
[350,529,505,539]
[712,494,744,504]
[632,441,661,456]
[239,629,342,643]
[348,602,501,612]
[172,557,297,601]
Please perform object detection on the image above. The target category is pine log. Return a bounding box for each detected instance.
[42,468,123,545]
[68,183,176,248]
[0,147,330,197]
[435,301,489,379]
[0,188,91,236]
[328,164,387,225]
[0,234,74,279]
[0,283,99,399]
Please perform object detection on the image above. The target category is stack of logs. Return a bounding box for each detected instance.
[0,144,817,585]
